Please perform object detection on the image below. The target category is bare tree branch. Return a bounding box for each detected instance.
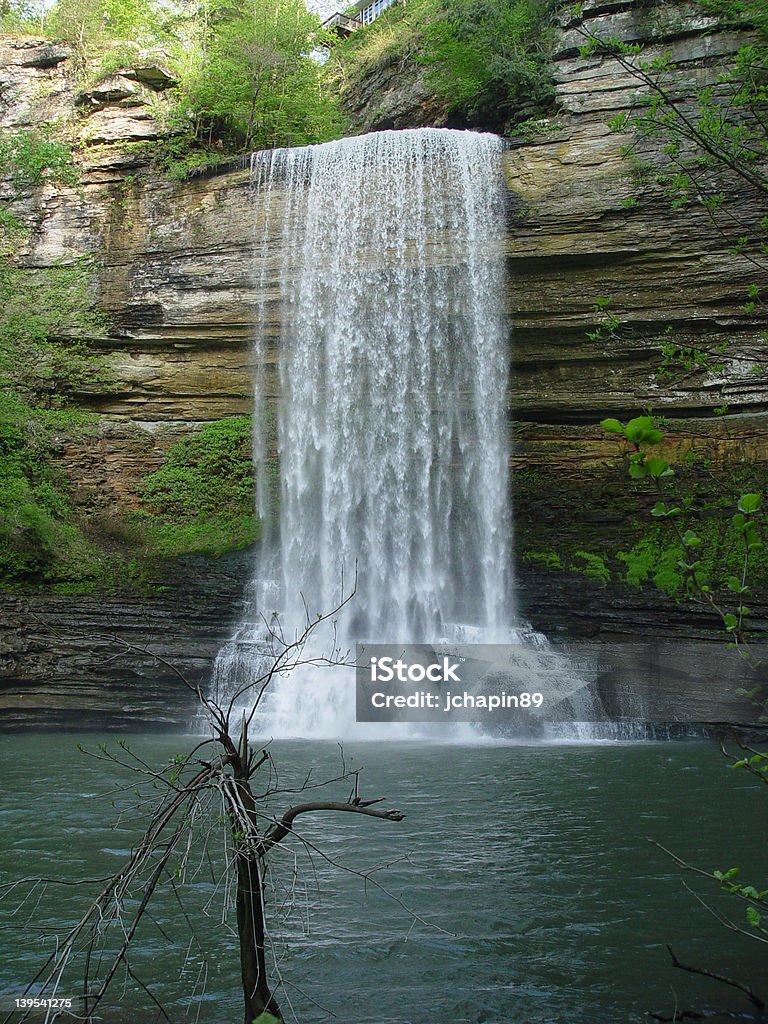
[666,944,765,1010]
[262,800,405,854]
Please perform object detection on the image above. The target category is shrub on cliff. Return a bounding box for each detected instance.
[332,0,557,132]
[0,394,96,583]
[0,262,110,404]
[137,417,259,557]
[141,417,254,518]
[419,0,557,126]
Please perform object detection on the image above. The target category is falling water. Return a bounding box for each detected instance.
[259,128,512,638]
[213,128,518,736]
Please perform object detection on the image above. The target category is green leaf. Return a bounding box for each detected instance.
[646,456,671,478]
[681,530,701,547]
[624,415,655,443]
[650,501,682,518]
[747,906,761,928]
[724,613,738,632]
[601,417,624,434]
[745,525,763,550]
[628,463,647,479]
[738,493,761,514]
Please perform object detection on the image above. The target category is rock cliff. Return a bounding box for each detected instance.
[1,0,766,724]
[0,552,248,730]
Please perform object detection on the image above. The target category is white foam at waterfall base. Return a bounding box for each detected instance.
[209,128,598,740]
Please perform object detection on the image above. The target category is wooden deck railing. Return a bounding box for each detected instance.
[320,11,363,35]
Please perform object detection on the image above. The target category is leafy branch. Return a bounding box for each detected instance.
[601,415,767,713]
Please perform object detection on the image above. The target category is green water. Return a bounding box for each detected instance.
[0,735,764,1023]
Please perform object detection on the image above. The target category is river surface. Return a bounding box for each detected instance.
[0,735,764,1024]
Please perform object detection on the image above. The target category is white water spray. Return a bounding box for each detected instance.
[213,128,520,737]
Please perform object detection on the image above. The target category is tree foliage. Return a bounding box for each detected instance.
[0,0,42,30]
[37,0,345,153]
[170,0,344,150]
[47,0,160,44]
[602,418,763,616]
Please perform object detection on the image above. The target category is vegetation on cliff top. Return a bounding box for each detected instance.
[330,0,558,131]
[2,0,561,157]
[4,0,345,163]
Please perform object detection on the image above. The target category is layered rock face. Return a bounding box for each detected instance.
[0,552,249,730]
[5,5,764,484]
[1,0,766,723]
[500,0,768,632]
[507,1,766,452]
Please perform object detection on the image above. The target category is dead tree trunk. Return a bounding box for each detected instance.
[236,850,281,1023]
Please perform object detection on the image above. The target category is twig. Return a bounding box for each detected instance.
[666,944,765,1010]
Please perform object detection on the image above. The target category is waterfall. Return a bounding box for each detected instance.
[212,128,517,736]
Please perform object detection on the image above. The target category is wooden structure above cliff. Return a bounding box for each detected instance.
[321,11,362,36]
[321,0,399,38]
